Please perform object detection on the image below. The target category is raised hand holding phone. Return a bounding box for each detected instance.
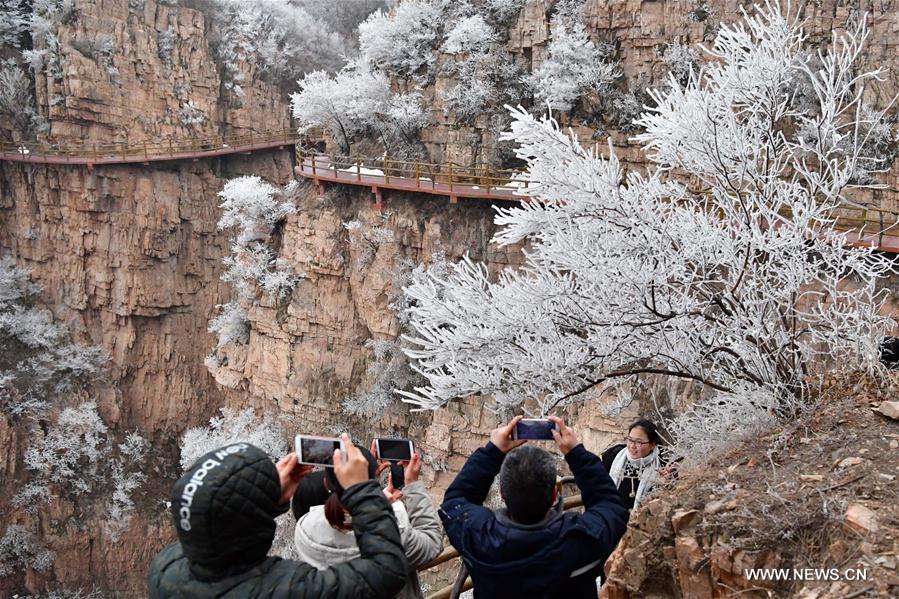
[490,415,527,453]
[333,433,370,489]
[275,453,313,505]
[547,415,579,455]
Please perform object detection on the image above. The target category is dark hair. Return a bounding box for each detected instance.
[291,470,328,521]
[322,446,379,530]
[499,446,557,524]
[628,419,663,445]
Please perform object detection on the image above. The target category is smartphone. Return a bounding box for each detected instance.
[375,438,414,462]
[512,419,558,440]
[296,435,346,467]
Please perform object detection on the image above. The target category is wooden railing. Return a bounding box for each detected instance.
[295,148,530,194]
[417,478,583,599]
[0,128,299,164]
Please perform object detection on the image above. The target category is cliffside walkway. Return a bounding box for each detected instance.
[294,149,899,253]
[0,129,299,169]
[294,150,529,207]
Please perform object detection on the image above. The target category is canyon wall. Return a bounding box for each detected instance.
[1,0,897,596]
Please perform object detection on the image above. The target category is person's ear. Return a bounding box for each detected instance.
[551,487,558,503]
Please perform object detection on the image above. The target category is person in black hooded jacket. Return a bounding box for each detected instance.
[148,434,407,598]
[440,416,628,599]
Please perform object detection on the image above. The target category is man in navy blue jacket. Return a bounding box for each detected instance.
[440,415,629,598]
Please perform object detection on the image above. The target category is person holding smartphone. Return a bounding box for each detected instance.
[294,443,442,599]
[440,416,629,598]
[148,435,407,598]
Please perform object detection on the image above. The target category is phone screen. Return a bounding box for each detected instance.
[297,436,341,466]
[376,438,413,462]
[514,419,557,440]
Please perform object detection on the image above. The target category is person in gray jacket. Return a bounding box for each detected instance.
[294,450,443,599]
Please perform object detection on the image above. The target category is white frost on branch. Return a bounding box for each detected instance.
[180,407,286,471]
[292,66,427,155]
[357,0,442,82]
[399,4,896,421]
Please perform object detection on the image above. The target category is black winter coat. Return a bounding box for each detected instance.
[440,442,629,599]
[148,443,406,599]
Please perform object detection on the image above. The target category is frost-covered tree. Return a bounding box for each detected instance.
[525,15,619,113]
[0,0,30,48]
[399,5,897,426]
[179,407,286,471]
[357,0,442,83]
[0,59,46,139]
[0,525,54,577]
[439,12,526,123]
[292,65,427,155]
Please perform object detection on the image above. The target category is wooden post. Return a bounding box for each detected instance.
[485,166,491,193]
[384,156,390,184]
[356,160,361,182]
[331,155,337,178]
[448,163,453,192]
[311,152,317,176]
[415,162,420,188]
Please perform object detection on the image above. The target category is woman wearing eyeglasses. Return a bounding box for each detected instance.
[600,419,672,511]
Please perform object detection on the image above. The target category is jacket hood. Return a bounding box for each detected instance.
[170,443,284,579]
[294,502,410,570]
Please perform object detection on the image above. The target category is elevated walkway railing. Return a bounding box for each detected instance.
[0,128,299,166]
[295,148,899,252]
[294,148,530,204]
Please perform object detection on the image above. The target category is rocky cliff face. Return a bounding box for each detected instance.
[1,0,897,597]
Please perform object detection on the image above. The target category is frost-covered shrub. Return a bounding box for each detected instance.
[666,386,780,467]
[343,340,424,417]
[218,176,295,246]
[197,0,349,98]
[21,400,109,497]
[209,178,298,352]
[0,0,30,48]
[30,0,76,82]
[438,13,525,122]
[222,243,297,301]
[0,525,54,577]
[358,0,442,82]
[207,301,249,349]
[179,100,207,128]
[180,407,286,471]
[157,28,175,66]
[15,401,147,534]
[105,433,148,541]
[443,15,496,55]
[525,15,619,112]
[484,0,527,25]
